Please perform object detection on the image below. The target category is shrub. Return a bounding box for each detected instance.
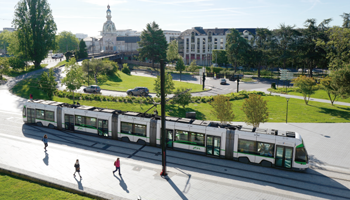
[122,63,131,75]
[271,82,276,89]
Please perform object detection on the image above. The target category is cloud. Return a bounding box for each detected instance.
[79,0,127,6]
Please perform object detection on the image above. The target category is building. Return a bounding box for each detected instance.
[75,33,88,41]
[83,36,102,54]
[163,30,181,43]
[116,29,141,36]
[179,27,256,65]
[0,27,15,34]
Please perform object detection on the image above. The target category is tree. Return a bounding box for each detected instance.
[226,29,250,72]
[0,30,13,54]
[254,28,273,77]
[210,95,235,124]
[138,21,168,69]
[81,57,113,84]
[154,72,175,97]
[187,60,197,72]
[292,76,316,105]
[172,87,191,108]
[12,0,57,68]
[78,39,88,59]
[175,58,186,81]
[241,94,269,128]
[8,56,26,71]
[38,68,57,99]
[0,58,10,79]
[61,58,83,103]
[56,31,79,53]
[320,76,340,105]
[212,50,227,67]
[317,26,350,70]
[341,13,350,28]
[121,63,130,75]
[331,65,350,97]
[167,40,179,65]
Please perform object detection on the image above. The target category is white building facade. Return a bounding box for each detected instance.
[179,27,256,65]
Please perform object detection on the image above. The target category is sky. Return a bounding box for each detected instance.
[0,0,349,37]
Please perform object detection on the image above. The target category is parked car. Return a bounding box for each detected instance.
[127,87,149,96]
[83,85,101,93]
[229,74,244,81]
[220,79,227,85]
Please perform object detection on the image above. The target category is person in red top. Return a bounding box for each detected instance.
[30,94,33,101]
[113,158,121,176]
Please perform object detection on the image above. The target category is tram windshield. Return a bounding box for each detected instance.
[295,146,308,163]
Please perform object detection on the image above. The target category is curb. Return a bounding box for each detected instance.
[0,164,128,200]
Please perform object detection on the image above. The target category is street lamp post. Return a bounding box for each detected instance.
[160,59,167,176]
[286,98,290,123]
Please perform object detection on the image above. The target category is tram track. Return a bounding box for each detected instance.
[24,125,350,199]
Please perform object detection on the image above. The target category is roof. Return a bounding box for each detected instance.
[179,27,257,37]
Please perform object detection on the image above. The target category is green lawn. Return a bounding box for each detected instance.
[54,60,68,68]
[268,87,350,103]
[5,64,48,77]
[0,173,92,200]
[51,95,350,123]
[12,77,350,123]
[240,77,255,82]
[95,72,205,93]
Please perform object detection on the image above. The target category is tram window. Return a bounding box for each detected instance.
[238,139,257,155]
[36,109,45,119]
[121,122,132,134]
[86,117,97,129]
[257,142,274,158]
[75,115,85,126]
[134,124,146,137]
[190,132,204,146]
[295,147,308,163]
[22,107,26,117]
[45,111,54,121]
[175,130,189,143]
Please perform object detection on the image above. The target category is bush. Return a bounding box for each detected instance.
[271,82,276,89]
[122,63,131,75]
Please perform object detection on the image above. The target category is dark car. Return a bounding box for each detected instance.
[127,87,149,96]
[83,85,101,93]
[220,79,227,85]
[229,74,244,81]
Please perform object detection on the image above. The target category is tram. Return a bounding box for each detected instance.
[22,100,309,170]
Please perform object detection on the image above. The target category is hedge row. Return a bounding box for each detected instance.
[54,90,266,104]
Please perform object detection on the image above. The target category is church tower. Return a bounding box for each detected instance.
[101,5,117,52]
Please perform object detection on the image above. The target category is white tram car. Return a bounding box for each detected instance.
[23,100,309,170]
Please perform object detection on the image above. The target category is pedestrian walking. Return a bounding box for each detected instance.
[42,134,48,151]
[30,94,33,101]
[113,158,121,176]
[74,159,82,179]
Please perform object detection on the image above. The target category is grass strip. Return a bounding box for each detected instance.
[0,172,92,200]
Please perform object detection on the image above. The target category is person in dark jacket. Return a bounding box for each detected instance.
[42,134,48,151]
[113,158,121,176]
[74,159,82,179]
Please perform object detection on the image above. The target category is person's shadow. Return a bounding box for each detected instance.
[114,174,129,193]
[43,151,49,166]
[74,177,84,190]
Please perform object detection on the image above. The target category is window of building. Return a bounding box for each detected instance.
[214,38,218,49]
[220,38,224,49]
[208,32,212,42]
[75,115,85,126]
[197,38,200,53]
[36,109,45,119]
[191,32,195,43]
[191,44,195,52]
[202,38,206,53]
[238,139,257,155]
[45,111,54,122]
[186,38,189,53]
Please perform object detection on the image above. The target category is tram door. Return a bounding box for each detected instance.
[27,108,36,123]
[161,129,173,148]
[206,136,221,156]
[64,114,74,131]
[98,120,108,137]
[275,146,293,168]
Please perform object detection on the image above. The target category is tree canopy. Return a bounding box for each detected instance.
[241,94,269,128]
[38,68,57,99]
[210,95,235,124]
[226,29,250,72]
[78,39,88,59]
[61,58,83,102]
[81,57,113,85]
[56,31,79,53]
[12,0,57,68]
[175,58,186,81]
[167,40,179,64]
[138,21,168,69]
[154,72,175,97]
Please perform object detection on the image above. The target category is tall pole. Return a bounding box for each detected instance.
[160,59,167,176]
[88,59,90,86]
[286,98,290,123]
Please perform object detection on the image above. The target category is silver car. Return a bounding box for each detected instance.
[127,87,149,96]
[83,85,101,93]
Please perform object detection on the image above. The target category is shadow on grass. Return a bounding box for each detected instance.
[11,78,51,100]
[167,105,205,120]
[107,72,123,82]
[309,104,350,120]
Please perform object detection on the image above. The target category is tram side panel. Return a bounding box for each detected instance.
[205,126,226,157]
[57,107,62,130]
[235,131,257,163]
[255,133,276,167]
[118,115,150,144]
[112,114,118,140]
[225,129,235,160]
[149,119,157,146]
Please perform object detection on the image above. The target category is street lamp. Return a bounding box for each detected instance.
[286,97,290,123]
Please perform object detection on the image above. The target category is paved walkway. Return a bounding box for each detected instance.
[1,120,350,200]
